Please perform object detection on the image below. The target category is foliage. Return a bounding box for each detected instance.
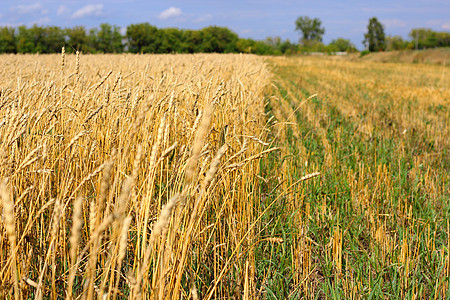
[328,38,357,52]
[1,22,449,55]
[90,23,124,53]
[126,23,159,53]
[41,26,66,53]
[14,25,66,53]
[259,37,298,55]
[409,28,450,49]
[200,26,239,53]
[298,40,328,53]
[363,17,386,52]
[295,16,325,44]
[359,49,370,57]
[65,26,94,53]
[386,35,408,51]
[0,27,16,53]
[157,28,184,53]
[16,25,35,53]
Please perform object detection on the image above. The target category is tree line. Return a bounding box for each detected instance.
[362,17,450,52]
[0,20,448,55]
[387,28,450,51]
[295,16,449,53]
[0,23,298,55]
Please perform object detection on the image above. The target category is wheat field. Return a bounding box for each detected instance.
[0,52,449,299]
[0,52,286,299]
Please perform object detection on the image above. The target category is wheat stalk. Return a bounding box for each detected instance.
[1,180,20,300]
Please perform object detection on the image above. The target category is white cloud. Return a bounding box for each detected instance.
[193,14,213,23]
[120,27,127,36]
[443,23,450,30]
[57,5,70,16]
[382,19,407,28]
[30,17,51,25]
[0,22,23,27]
[11,3,47,15]
[158,7,182,20]
[240,29,253,35]
[72,4,103,19]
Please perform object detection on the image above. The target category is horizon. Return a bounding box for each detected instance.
[1,0,449,50]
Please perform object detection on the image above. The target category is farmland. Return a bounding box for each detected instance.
[266,56,449,298]
[0,53,449,299]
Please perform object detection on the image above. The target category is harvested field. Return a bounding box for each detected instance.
[266,56,449,298]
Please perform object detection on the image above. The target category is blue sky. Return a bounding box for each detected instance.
[1,0,449,49]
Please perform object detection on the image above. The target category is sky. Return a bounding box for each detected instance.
[1,0,449,50]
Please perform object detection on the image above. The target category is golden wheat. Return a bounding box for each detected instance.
[0,52,272,299]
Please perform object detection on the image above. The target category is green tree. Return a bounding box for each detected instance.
[93,23,124,53]
[279,39,297,54]
[126,23,159,53]
[0,27,16,53]
[30,26,66,53]
[386,35,407,51]
[66,26,93,53]
[328,38,356,52]
[89,23,124,53]
[13,25,65,53]
[16,26,35,53]
[236,38,256,54]
[263,37,297,55]
[253,40,274,55]
[158,28,184,53]
[98,23,113,52]
[29,25,46,53]
[409,28,450,49]
[111,26,124,53]
[435,31,450,47]
[88,28,99,52]
[295,16,325,45]
[299,40,327,52]
[46,26,65,53]
[200,26,238,53]
[182,30,203,53]
[363,17,385,51]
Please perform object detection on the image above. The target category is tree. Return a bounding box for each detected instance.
[110,26,124,53]
[66,26,93,53]
[363,17,385,52]
[126,23,159,53]
[91,23,124,53]
[295,16,325,44]
[409,28,450,49]
[43,26,65,53]
[328,38,356,52]
[385,35,407,51]
[182,30,203,53]
[236,38,256,54]
[253,40,274,55]
[0,27,16,53]
[17,25,65,53]
[158,28,183,53]
[279,39,297,55]
[200,26,238,53]
[16,26,35,53]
